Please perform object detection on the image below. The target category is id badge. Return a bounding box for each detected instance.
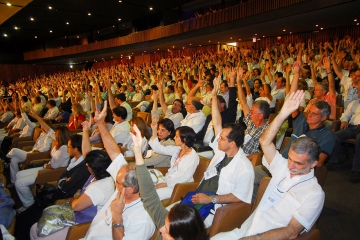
[243,134,252,145]
[204,168,217,180]
[266,188,285,207]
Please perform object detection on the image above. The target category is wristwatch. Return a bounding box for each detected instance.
[211,196,217,204]
[112,223,124,228]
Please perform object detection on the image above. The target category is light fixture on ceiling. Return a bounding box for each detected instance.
[77,36,79,38]
[118,18,121,21]
[70,65,73,68]
[320,27,323,30]
[66,22,69,25]
[172,46,174,48]
[354,19,357,21]
[30,17,34,21]
[230,37,232,39]
[149,7,153,10]
[35,36,37,38]
[283,29,286,31]
[253,38,256,42]
[357,23,360,25]
[119,0,122,2]
[189,43,191,45]
[3,33,7,37]
[50,30,52,33]
[48,6,52,10]
[6,3,11,6]
[263,36,265,37]
[255,34,257,35]
[316,24,318,27]
[14,26,19,30]
[199,45,201,46]
[88,13,91,16]
[208,40,211,42]
[157,49,159,50]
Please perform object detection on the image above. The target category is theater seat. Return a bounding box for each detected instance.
[65,221,91,240]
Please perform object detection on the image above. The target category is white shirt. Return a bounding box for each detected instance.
[121,102,132,122]
[270,87,286,100]
[80,96,91,113]
[149,137,199,188]
[164,93,175,105]
[47,129,70,168]
[340,75,358,109]
[32,132,53,152]
[43,107,59,120]
[85,154,155,240]
[19,113,36,138]
[110,121,130,144]
[340,99,360,125]
[165,109,183,129]
[180,111,206,133]
[211,151,324,240]
[85,176,115,213]
[0,111,14,123]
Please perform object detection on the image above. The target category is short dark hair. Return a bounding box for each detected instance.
[254,100,270,119]
[168,204,208,240]
[105,108,114,123]
[21,96,28,102]
[168,85,175,92]
[112,106,127,120]
[177,126,196,148]
[173,99,184,109]
[158,118,175,139]
[275,72,284,78]
[85,150,112,180]
[290,137,321,164]
[313,101,331,118]
[69,134,82,154]
[115,93,127,102]
[35,96,41,104]
[223,123,245,148]
[48,100,56,107]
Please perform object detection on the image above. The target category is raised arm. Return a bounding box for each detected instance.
[236,68,250,115]
[259,91,304,165]
[106,79,117,109]
[212,77,222,136]
[331,53,343,79]
[324,56,336,96]
[94,101,121,160]
[28,109,51,133]
[81,120,92,158]
[157,79,169,115]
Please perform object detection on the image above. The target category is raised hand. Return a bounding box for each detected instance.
[82,119,92,132]
[130,124,144,154]
[110,189,125,223]
[212,76,220,96]
[94,100,107,124]
[280,90,305,116]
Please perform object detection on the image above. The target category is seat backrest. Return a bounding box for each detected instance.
[268,113,278,123]
[137,112,151,126]
[251,177,271,214]
[275,98,285,113]
[193,156,210,182]
[66,221,91,240]
[280,136,291,153]
[335,106,343,120]
[314,166,328,188]
[247,152,263,166]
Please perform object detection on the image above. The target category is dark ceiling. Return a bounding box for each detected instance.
[0,0,196,52]
[0,0,359,65]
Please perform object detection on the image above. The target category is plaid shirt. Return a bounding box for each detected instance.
[242,114,269,155]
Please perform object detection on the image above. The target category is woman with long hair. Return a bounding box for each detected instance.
[121,117,150,157]
[144,118,175,168]
[29,149,114,240]
[68,103,86,130]
[15,110,71,213]
[148,119,199,200]
[132,125,209,240]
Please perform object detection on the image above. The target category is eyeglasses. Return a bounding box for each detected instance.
[249,110,262,115]
[307,111,322,117]
[218,135,228,141]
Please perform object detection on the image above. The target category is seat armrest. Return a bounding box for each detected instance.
[331,120,341,132]
[18,141,36,149]
[35,168,66,184]
[193,142,213,152]
[154,167,169,176]
[295,227,321,240]
[165,182,199,206]
[22,146,34,152]
[65,221,91,240]
[24,151,51,165]
[27,158,51,168]
[208,202,252,237]
[55,198,72,205]
[16,136,33,142]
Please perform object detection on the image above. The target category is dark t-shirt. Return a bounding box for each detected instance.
[197,155,233,192]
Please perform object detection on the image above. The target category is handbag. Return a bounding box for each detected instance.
[37,202,75,237]
[35,183,61,208]
[180,191,216,219]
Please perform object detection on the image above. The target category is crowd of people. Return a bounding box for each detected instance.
[0,34,360,239]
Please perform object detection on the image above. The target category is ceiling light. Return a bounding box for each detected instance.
[111,56,113,58]
[320,27,323,30]
[172,46,174,48]
[316,24,318,27]
[263,36,265,37]
[149,7,153,10]
[118,18,121,21]
[357,23,360,25]
[88,13,91,16]
[6,3,11,6]
[30,18,34,21]
[3,34,7,37]
[157,49,159,50]
[283,29,286,31]
[14,26,19,30]
[50,30,52,33]
[290,32,292,34]
[119,0,122,2]
[230,37,232,39]
[35,36,37,38]
[208,40,211,42]
[77,36,79,38]
[66,22,69,25]
[144,50,146,52]
[48,6,52,10]
[70,65,73,68]
[199,45,201,46]
[354,19,357,22]
[189,43,191,45]
[255,34,257,35]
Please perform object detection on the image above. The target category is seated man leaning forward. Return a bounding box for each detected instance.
[167,78,254,228]
[84,101,155,240]
[212,91,324,240]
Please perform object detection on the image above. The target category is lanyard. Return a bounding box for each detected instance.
[276,176,314,193]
